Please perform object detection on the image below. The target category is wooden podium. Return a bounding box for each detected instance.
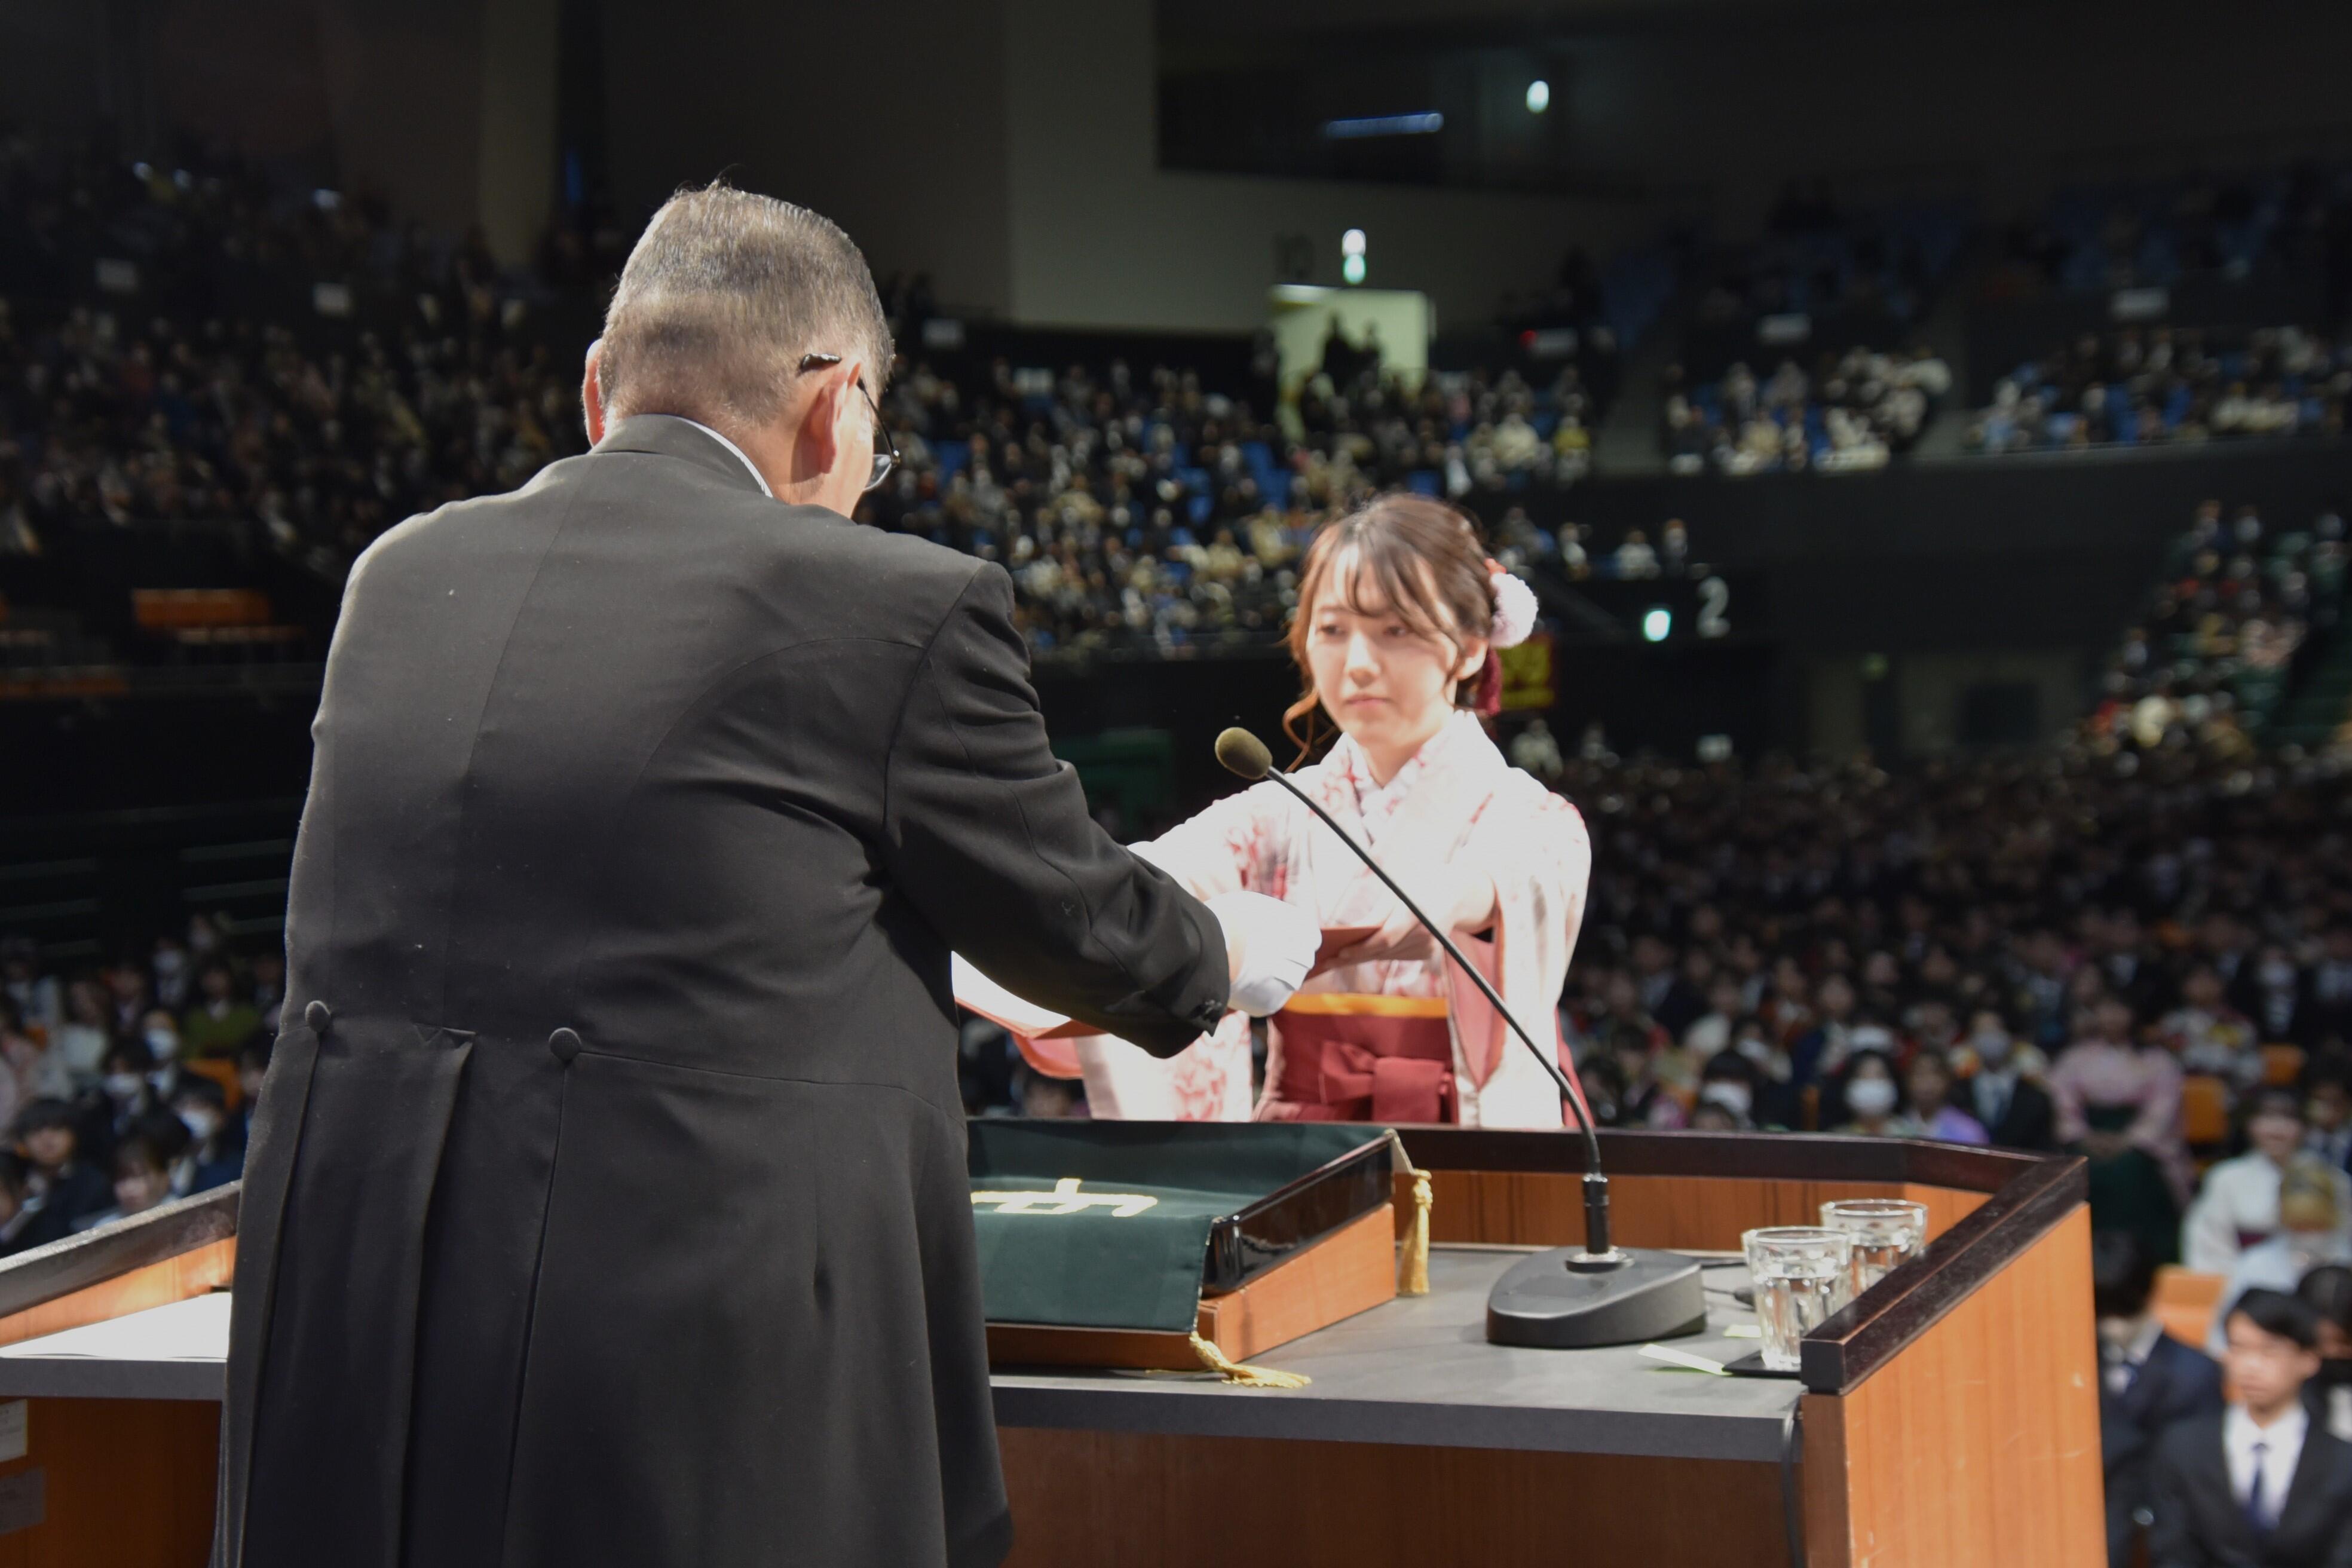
[0,1130,2097,1567]
[994,1129,2102,1568]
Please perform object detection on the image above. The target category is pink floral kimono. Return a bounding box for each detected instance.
[1024,712,1592,1127]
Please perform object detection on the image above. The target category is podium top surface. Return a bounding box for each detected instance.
[0,1248,1800,1462]
[993,1245,1801,1462]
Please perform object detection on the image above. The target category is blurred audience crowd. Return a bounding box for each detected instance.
[1973,326,2352,454]
[1990,163,2352,298]
[1552,743,2352,1284]
[858,347,1620,657]
[0,129,595,575]
[1660,345,1952,476]
[2082,500,2347,754]
[0,918,262,1252]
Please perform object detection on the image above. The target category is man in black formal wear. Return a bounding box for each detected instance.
[1964,1007,2060,1151]
[2304,926,2352,1048]
[2098,1232,2226,1567]
[2149,1290,2352,1567]
[214,185,1319,1568]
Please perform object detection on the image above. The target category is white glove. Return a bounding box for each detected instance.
[1206,892,1319,1018]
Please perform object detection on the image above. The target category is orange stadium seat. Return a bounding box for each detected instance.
[131,589,272,630]
[2262,1044,2305,1086]
[2181,1075,2231,1147]
[182,1056,243,1113]
[2152,1267,2227,1353]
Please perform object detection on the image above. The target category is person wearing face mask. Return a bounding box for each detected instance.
[84,1040,159,1162]
[2299,1265,2352,1442]
[2208,1162,2352,1356]
[2186,1092,2352,1275]
[1829,1049,1910,1137]
[134,1010,186,1099]
[167,1077,243,1195]
[1694,1049,1774,1132]
[1962,1008,2060,1150]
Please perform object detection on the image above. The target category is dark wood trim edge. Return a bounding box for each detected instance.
[0,1182,240,1323]
[1798,1156,2087,1395]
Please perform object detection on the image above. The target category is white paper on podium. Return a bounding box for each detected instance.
[0,1290,232,1362]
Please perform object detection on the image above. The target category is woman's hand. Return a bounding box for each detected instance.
[1330,859,1499,967]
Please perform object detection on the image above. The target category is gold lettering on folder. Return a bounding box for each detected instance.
[969,1178,1159,1217]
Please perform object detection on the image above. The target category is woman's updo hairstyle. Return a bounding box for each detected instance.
[1283,493,1499,761]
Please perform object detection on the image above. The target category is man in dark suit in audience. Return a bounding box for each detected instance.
[2149,1288,2352,1567]
[2098,1232,2226,1567]
[1964,1007,2060,1150]
[2302,926,2352,1048]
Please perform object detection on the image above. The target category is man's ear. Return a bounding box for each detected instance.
[581,338,607,445]
[792,370,848,487]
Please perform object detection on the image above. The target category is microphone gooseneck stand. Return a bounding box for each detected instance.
[1215,727,1706,1350]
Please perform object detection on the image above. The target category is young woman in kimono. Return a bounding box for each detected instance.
[1022,492,1592,1126]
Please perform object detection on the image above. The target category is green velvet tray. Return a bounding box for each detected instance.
[967,1121,1394,1334]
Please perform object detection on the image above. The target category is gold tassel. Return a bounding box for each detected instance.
[1387,1131,1432,1296]
[1189,1333,1310,1389]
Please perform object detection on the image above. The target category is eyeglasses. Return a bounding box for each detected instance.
[799,353,898,492]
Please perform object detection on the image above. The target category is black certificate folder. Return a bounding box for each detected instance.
[967,1122,1395,1343]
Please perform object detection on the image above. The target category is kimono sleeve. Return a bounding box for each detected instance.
[1128,781,1288,901]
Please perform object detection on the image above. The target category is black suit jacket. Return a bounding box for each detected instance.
[1970,1071,2060,1153]
[2105,1334,2227,1565]
[216,418,1232,1568]
[2150,1414,2352,1567]
[1649,977,1705,1040]
[2299,967,2352,1050]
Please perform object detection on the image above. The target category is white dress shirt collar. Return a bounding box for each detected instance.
[2225,1401,2308,1521]
[2101,1315,2167,1394]
[678,419,773,498]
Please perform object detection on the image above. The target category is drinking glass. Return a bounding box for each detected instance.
[1819,1198,1930,1297]
[1741,1226,1852,1372]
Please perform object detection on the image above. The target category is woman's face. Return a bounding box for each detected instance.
[1305,549,1484,762]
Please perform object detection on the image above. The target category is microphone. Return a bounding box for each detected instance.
[1217,726,1705,1350]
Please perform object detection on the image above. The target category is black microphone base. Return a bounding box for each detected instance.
[1484,1247,1708,1349]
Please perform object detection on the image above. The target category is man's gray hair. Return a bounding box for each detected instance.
[597,183,894,431]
